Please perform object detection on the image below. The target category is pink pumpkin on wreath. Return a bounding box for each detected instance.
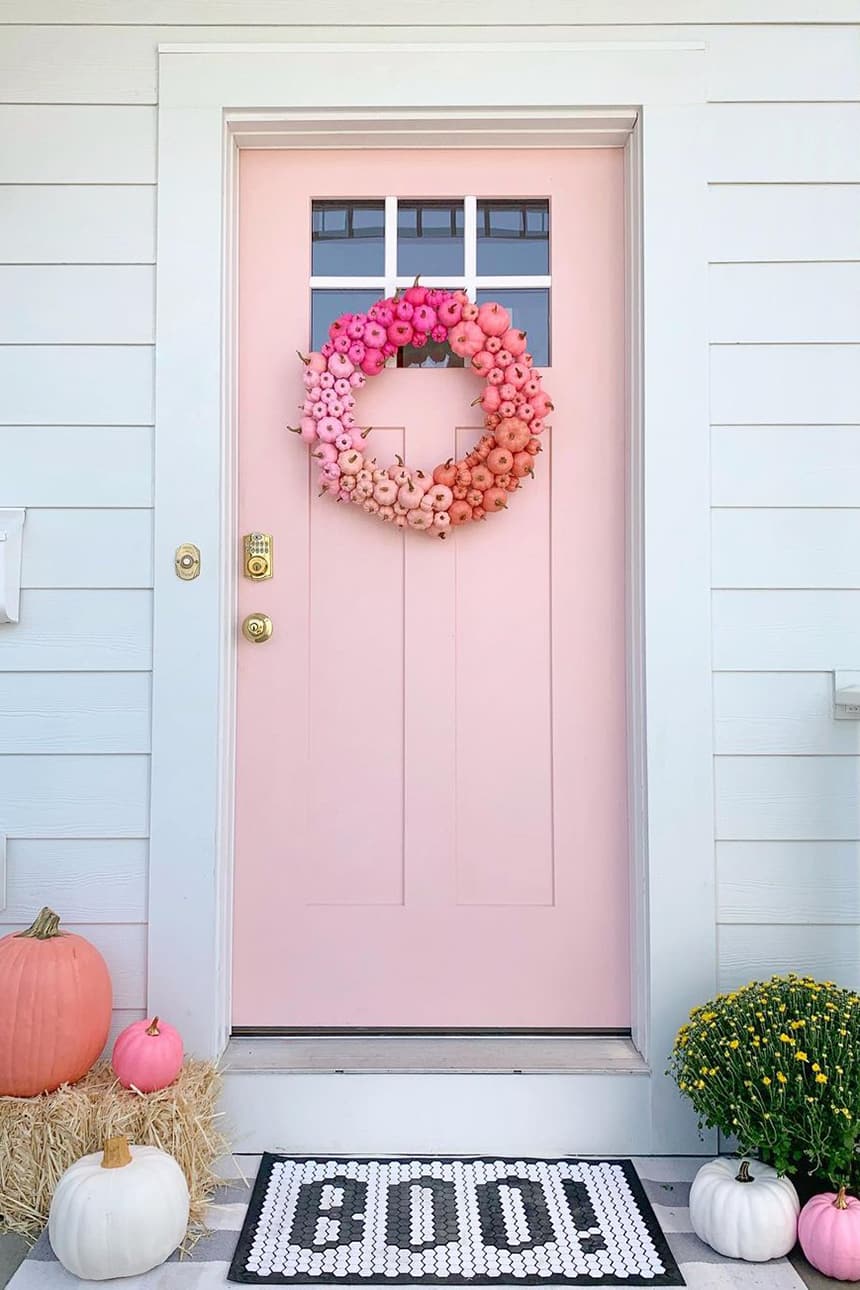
[112,1016,184,1093]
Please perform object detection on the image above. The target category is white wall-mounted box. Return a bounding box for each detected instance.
[0,509,26,624]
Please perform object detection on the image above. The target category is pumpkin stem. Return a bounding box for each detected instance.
[835,1186,849,1209]
[101,1137,133,1170]
[16,907,63,940]
[296,350,310,365]
[735,1160,754,1184]
[146,1017,160,1037]
[412,274,421,287]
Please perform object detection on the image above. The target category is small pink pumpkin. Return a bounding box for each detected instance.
[799,1187,860,1281]
[112,1016,183,1093]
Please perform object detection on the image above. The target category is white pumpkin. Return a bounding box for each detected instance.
[689,1157,799,1261]
[48,1135,190,1280]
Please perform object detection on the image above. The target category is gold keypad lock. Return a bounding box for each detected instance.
[243,532,273,580]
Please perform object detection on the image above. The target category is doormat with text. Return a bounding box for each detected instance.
[228,1154,685,1286]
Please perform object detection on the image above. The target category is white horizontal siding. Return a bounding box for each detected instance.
[712,509,860,589]
[711,345,860,424]
[0,591,152,671]
[1,838,147,920]
[2,22,855,105]
[707,104,860,183]
[708,185,860,263]
[0,105,156,183]
[0,346,154,424]
[2,428,153,507]
[710,263,860,344]
[0,755,150,837]
[713,591,860,670]
[0,674,151,753]
[705,25,860,101]
[715,754,860,840]
[21,509,153,588]
[714,672,860,754]
[719,924,860,991]
[4,2,858,23]
[718,841,860,923]
[0,186,156,264]
[712,427,860,507]
[0,267,154,344]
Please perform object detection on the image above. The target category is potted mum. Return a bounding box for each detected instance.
[669,975,860,1191]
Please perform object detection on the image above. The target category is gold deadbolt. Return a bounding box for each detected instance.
[243,532,273,580]
[242,612,273,643]
[175,543,201,580]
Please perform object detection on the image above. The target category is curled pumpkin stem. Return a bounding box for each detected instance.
[735,1161,754,1184]
[296,351,310,365]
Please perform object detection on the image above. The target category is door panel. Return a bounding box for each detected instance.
[233,148,628,1029]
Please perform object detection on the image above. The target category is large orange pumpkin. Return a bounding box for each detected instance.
[0,907,112,1096]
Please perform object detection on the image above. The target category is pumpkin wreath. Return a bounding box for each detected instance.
[291,285,553,535]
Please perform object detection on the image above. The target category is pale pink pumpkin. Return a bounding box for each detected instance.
[799,1188,860,1281]
[111,1016,184,1093]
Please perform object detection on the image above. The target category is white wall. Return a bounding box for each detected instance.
[1,4,858,1042]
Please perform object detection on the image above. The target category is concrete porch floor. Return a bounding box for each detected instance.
[0,1155,847,1290]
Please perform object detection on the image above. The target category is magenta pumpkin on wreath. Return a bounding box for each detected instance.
[111,1016,183,1093]
[799,1187,860,1282]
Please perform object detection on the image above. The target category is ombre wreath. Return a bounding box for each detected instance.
[291,285,552,536]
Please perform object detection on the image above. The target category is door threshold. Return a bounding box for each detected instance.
[223,1033,647,1075]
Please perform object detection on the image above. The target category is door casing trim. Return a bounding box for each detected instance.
[150,41,713,1153]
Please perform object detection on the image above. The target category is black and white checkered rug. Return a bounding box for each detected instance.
[228,1155,685,1286]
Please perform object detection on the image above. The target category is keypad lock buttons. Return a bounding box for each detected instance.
[243,532,273,580]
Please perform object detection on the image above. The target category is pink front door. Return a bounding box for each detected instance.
[233,148,628,1029]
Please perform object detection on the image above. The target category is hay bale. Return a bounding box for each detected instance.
[0,1060,227,1241]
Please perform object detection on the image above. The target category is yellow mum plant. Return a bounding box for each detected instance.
[669,975,860,1184]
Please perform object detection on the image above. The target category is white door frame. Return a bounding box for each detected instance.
[150,38,714,1153]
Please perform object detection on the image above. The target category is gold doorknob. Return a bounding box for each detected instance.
[242,612,273,643]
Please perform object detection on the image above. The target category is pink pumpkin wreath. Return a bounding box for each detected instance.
[291,285,553,536]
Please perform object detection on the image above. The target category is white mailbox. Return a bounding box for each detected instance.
[0,509,26,625]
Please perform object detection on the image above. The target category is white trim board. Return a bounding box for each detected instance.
[150,40,713,1155]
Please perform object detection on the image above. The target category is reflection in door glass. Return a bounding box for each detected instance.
[397,201,465,277]
[476,289,550,366]
[311,201,385,276]
[311,289,379,351]
[477,200,550,276]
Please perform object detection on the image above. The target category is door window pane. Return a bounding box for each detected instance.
[477,200,549,276]
[397,200,464,277]
[312,201,385,276]
[398,339,465,370]
[311,288,380,351]
[476,288,550,366]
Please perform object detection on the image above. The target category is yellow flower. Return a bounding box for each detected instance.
[816,1073,828,1084]
[795,1051,808,1062]
[709,1068,718,1076]
[701,1011,716,1022]
[728,1039,740,1049]
[790,1019,805,1029]
[779,1033,795,1045]
[695,1079,706,1089]
[762,1076,772,1086]
[776,1072,787,1084]
[812,1062,821,1072]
